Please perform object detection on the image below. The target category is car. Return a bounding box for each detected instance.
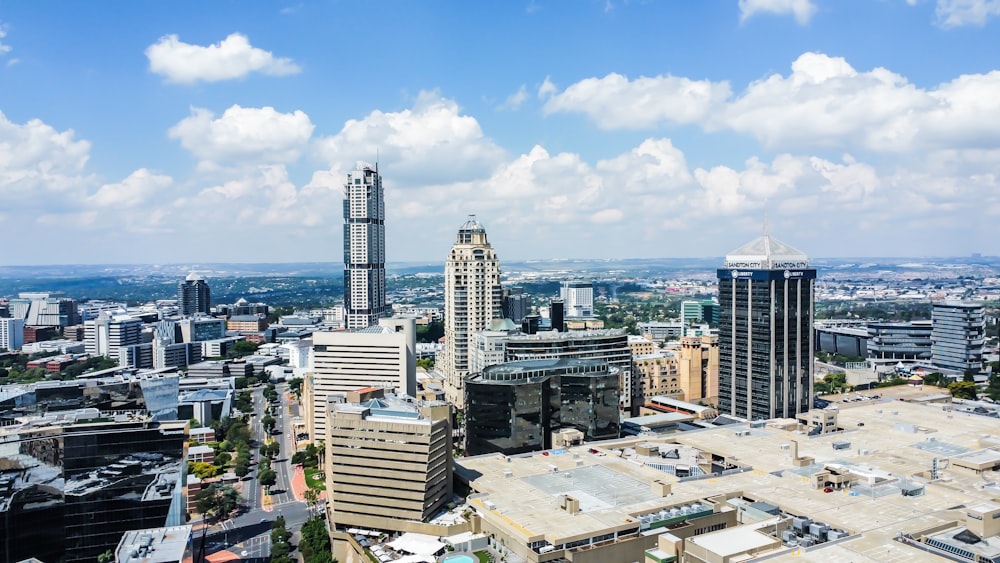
[260,518,267,523]
[823,487,834,493]
[241,550,249,557]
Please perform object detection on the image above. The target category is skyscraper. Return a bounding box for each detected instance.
[561,281,594,318]
[441,216,503,409]
[717,235,815,421]
[177,273,211,316]
[343,162,388,329]
[931,301,985,374]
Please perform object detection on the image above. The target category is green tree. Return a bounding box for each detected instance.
[948,380,978,400]
[300,516,335,563]
[188,461,219,479]
[416,321,444,343]
[416,358,435,370]
[227,340,261,359]
[985,372,1000,402]
[194,484,239,522]
[215,451,232,467]
[97,549,115,563]
[288,377,304,397]
[234,460,251,478]
[259,468,277,491]
[262,413,276,435]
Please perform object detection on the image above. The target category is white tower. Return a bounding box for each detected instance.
[441,216,503,409]
[343,162,388,329]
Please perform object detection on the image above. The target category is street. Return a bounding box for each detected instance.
[198,381,311,561]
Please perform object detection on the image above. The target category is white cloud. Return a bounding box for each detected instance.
[145,33,300,84]
[315,91,506,185]
[739,0,817,24]
[538,76,557,99]
[88,168,173,208]
[499,85,529,110]
[543,72,731,129]
[0,111,94,208]
[0,23,12,56]
[168,105,314,165]
[935,0,1000,26]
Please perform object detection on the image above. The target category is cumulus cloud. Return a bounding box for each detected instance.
[543,73,731,129]
[546,52,1000,153]
[88,168,173,208]
[0,111,94,208]
[168,105,315,166]
[315,91,506,185]
[739,0,817,24]
[0,23,12,57]
[934,0,1000,27]
[145,33,300,83]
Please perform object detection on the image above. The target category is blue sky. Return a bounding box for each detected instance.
[2,0,1000,265]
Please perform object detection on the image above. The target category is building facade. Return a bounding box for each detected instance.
[84,313,143,362]
[866,320,932,362]
[931,302,985,374]
[343,163,388,330]
[0,317,25,351]
[326,392,452,533]
[307,317,416,441]
[178,274,211,316]
[560,281,594,318]
[717,235,815,420]
[464,358,620,456]
[0,413,188,563]
[440,216,503,409]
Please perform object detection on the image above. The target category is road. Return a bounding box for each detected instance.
[197,382,310,561]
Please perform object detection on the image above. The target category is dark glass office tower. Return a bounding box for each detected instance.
[0,415,187,563]
[464,358,619,456]
[717,235,815,421]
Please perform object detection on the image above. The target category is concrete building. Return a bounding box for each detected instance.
[8,292,80,327]
[502,288,530,324]
[638,321,685,342]
[932,301,985,374]
[177,273,211,316]
[343,162,389,330]
[326,390,452,534]
[717,234,815,421]
[561,281,594,318]
[307,317,416,441]
[456,399,1000,563]
[115,524,193,563]
[677,335,719,405]
[226,314,268,332]
[464,358,620,456]
[85,313,144,362]
[866,320,932,363]
[0,411,188,563]
[177,316,226,343]
[440,216,503,409]
[0,317,24,351]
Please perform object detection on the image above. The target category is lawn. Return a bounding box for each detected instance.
[474,551,492,563]
[304,467,326,491]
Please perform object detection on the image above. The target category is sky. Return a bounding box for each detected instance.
[2,0,1000,266]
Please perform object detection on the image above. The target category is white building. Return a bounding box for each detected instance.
[0,318,24,351]
[84,313,143,362]
[440,216,503,409]
[307,317,416,441]
[343,163,389,330]
[281,338,313,369]
[561,281,594,318]
[932,301,986,374]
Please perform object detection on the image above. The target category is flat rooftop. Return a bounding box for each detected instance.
[456,399,1000,561]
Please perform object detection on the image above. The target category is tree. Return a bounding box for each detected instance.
[234,459,251,478]
[288,377,304,397]
[194,484,239,521]
[188,461,218,479]
[416,358,435,370]
[215,451,232,467]
[259,468,277,491]
[262,413,276,435]
[948,380,978,400]
[227,340,260,359]
[987,372,1000,402]
[97,549,115,563]
[300,516,335,563]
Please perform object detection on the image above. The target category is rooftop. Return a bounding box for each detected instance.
[724,234,810,269]
[116,525,192,563]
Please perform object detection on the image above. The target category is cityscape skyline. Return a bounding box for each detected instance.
[2,1,1000,266]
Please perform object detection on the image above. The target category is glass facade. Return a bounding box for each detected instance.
[931,302,985,373]
[0,418,187,563]
[464,359,620,456]
[718,269,815,421]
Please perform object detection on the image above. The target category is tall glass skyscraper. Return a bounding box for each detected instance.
[343,163,388,330]
[177,273,211,316]
[717,235,815,421]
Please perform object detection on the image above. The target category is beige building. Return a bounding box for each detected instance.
[306,317,416,441]
[440,216,503,409]
[326,390,453,534]
[629,334,658,357]
[633,336,718,405]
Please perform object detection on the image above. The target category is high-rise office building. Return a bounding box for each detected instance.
[561,281,594,318]
[931,302,985,374]
[464,358,620,456]
[9,292,80,327]
[717,235,815,421]
[326,390,452,533]
[441,216,503,409]
[84,313,143,362]
[0,412,187,563]
[178,273,211,316]
[306,317,416,441]
[0,317,24,351]
[343,163,388,330]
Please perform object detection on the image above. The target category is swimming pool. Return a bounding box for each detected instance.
[440,554,476,563]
